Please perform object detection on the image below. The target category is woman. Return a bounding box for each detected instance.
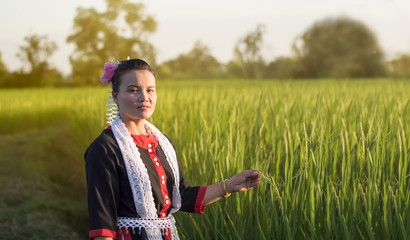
[85,59,260,240]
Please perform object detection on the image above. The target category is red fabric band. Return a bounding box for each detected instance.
[89,229,117,239]
[195,186,207,214]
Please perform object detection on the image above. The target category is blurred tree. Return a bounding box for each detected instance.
[294,16,385,78]
[233,24,266,78]
[264,57,296,79]
[388,54,410,78]
[0,52,9,87]
[158,41,222,79]
[17,34,57,75]
[225,61,243,78]
[67,0,157,85]
[12,33,61,87]
[0,52,8,79]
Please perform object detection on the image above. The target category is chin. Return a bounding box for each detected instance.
[141,113,153,120]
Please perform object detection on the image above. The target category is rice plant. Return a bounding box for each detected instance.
[0,79,408,239]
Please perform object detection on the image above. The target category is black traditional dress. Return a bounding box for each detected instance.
[85,127,207,240]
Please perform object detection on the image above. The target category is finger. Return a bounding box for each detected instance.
[245,176,261,188]
[248,177,261,187]
[246,173,260,182]
[243,169,260,177]
[247,180,260,188]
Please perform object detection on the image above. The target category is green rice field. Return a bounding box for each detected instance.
[0,79,409,239]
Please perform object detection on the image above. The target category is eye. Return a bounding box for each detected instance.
[147,89,155,93]
[128,88,138,93]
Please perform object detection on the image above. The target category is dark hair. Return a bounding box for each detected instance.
[111,59,155,93]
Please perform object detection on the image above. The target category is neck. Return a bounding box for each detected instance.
[120,115,148,135]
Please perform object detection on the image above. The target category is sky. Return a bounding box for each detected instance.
[1,0,410,75]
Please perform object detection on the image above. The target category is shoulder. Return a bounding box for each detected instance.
[85,129,119,160]
[88,129,117,149]
[159,132,176,151]
[162,133,172,143]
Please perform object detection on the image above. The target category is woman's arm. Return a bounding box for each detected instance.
[93,237,113,240]
[85,135,120,240]
[203,169,260,205]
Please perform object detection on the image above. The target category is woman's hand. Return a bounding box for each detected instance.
[226,169,261,193]
[203,169,260,205]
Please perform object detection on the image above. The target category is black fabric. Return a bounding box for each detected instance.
[85,129,201,239]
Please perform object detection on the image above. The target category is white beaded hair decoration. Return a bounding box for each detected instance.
[106,85,118,124]
[105,57,131,124]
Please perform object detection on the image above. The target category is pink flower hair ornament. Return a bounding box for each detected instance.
[99,62,118,83]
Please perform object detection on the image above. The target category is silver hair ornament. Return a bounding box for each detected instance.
[106,85,118,124]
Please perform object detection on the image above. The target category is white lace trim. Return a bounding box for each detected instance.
[145,121,181,214]
[111,116,181,239]
[118,216,179,240]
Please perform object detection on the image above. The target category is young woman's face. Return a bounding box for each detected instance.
[113,69,157,122]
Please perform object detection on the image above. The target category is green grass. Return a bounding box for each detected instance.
[0,79,409,239]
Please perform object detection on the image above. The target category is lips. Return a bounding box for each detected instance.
[138,105,150,110]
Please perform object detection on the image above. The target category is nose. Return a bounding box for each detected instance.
[138,91,149,102]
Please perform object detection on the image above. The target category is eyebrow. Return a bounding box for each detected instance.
[127,85,156,88]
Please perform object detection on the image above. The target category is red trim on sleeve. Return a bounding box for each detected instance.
[89,229,117,239]
[194,186,207,214]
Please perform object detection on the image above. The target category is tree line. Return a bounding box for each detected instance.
[1,0,409,88]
